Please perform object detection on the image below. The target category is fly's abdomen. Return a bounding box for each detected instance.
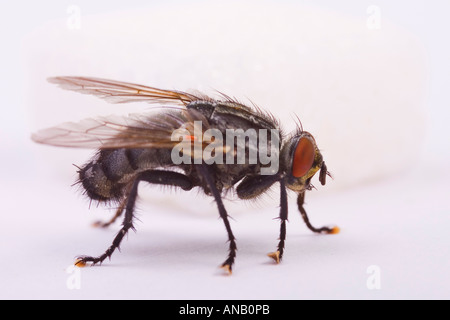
[78,161,120,201]
[78,148,174,201]
[78,149,133,201]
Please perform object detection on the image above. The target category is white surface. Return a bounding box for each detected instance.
[1,163,448,299]
[1,0,450,300]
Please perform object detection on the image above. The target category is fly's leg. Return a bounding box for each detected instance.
[268,180,288,264]
[297,191,339,234]
[75,178,139,267]
[197,164,236,275]
[75,170,193,267]
[92,197,127,228]
[237,174,290,263]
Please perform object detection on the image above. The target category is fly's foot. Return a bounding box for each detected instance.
[320,226,340,234]
[220,263,232,275]
[219,238,236,275]
[267,251,281,264]
[329,226,340,234]
[74,258,88,268]
[74,255,105,268]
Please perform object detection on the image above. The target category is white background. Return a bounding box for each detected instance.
[1,0,449,300]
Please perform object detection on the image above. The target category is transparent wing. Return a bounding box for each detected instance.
[48,76,209,105]
[31,109,209,150]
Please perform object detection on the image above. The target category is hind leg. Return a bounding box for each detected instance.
[75,170,193,267]
[92,197,127,228]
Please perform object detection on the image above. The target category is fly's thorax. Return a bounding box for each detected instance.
[170,120,281,175]
[172,100,283,176]
[281,131,324,192]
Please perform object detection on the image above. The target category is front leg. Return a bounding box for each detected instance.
[297,191,339,234]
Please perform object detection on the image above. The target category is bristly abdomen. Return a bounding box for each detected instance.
[77,147,174,202]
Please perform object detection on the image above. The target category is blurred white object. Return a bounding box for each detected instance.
[26,2,426,190]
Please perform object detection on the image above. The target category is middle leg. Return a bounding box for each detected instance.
[268,179,288,263]
[196,164,237,274]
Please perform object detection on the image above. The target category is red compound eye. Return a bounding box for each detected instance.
[292,137,315,178]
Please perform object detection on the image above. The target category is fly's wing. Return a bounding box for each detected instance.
[47,76,210,106]
[36,76,271,158]
[47,76,276,127]
[31,109,210,151]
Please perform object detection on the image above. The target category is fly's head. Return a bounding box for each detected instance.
[280,131,330,192]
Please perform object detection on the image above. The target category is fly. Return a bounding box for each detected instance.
[32,76,339,274]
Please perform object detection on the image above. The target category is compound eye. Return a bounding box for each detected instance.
[292,137,315,178]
